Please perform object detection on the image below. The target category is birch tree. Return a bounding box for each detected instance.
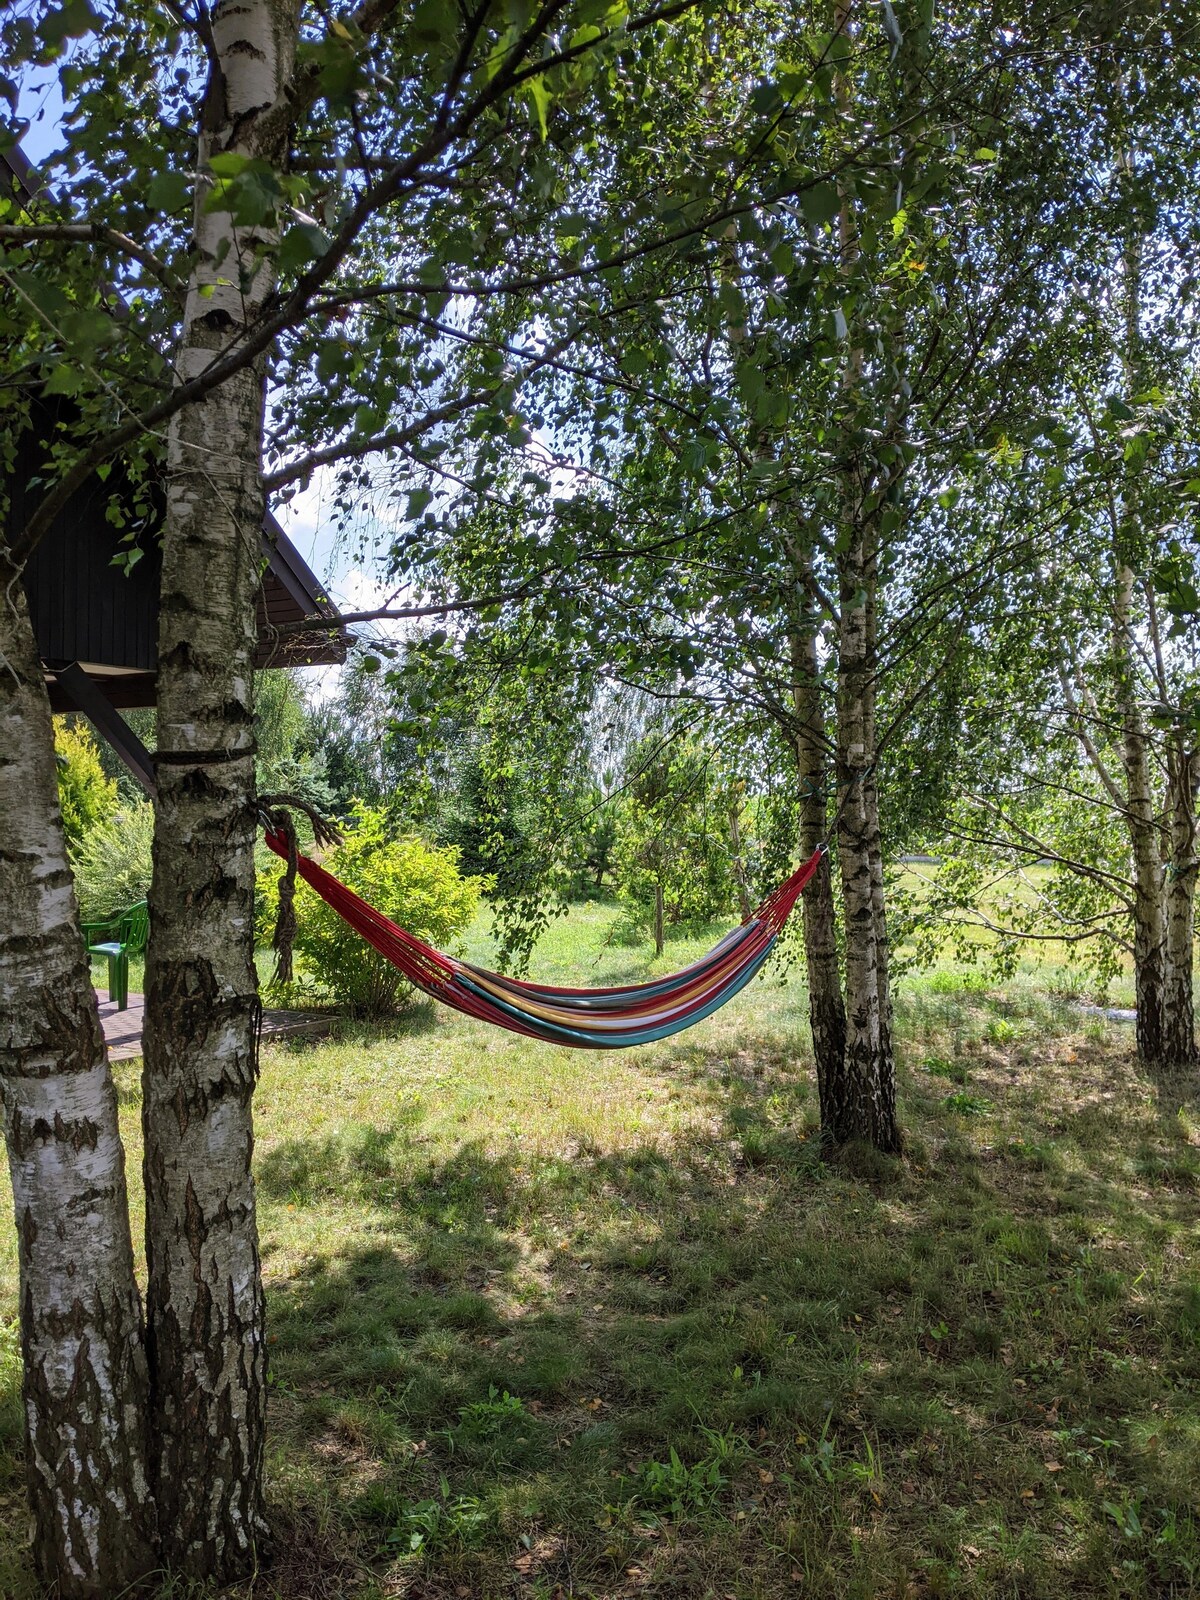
[138,0,300,1565]
[0,572,156,1596]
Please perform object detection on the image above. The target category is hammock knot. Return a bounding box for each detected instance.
[257,792,343,985]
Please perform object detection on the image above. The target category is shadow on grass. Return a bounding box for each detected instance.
[254,1049,1200,1600]
[3,1010,1197,1599]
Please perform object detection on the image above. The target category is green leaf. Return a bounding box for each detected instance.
[38,0,98,48]
[147,170,190,214]
[411,0,459,46]
[205,156,283,226]
[525,77,551,141]
[43,362,83,397]
[207,151,254,179]
[277,221,330,273]
[799,183,839,227]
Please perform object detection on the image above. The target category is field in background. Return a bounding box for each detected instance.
[5,902,1196,1598]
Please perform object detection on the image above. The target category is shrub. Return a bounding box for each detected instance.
[72,800,155,923]
[54,718,117,849]
[260,802,483,1017]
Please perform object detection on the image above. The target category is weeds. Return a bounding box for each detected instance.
[387,1475,490,1554]
[627,1424,741,1520]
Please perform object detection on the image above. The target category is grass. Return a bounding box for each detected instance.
[2,903,1197,1598]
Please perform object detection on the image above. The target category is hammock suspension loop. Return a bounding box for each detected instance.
[257,792,343,985]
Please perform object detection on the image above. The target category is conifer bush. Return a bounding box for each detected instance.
[71,799,155,923]
[53,717,117,849]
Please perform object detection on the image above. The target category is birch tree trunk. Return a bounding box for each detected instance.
[1163,739,1199,1066]
[0,555,155,1596]
[727,794,754,923]
[1112,561,1169,1065]
[821,0,900,1153]
[1110,157,1181,1068]
[861,556,895,1077]
[140,0,299,1575]
[787,558,846,1127]
[832,504,901,1153]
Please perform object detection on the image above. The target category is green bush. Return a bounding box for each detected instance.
[72,800,154,923]
[54,717,117,849]
[259,802,483,1017]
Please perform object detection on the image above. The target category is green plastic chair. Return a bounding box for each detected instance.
[85,901,149,1011]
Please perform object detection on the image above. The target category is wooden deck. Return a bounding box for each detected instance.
[98,994,336,1062]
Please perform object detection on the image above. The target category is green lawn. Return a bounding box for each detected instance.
[4,904,1197,1597]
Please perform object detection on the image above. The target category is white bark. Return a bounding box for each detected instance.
[140,0,300,1575]
[0,559,154,1595]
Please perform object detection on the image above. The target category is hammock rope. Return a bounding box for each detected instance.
[263,830,824,1049]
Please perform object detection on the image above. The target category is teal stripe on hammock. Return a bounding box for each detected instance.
[455,934,779,1049]
[461,921,762,1012]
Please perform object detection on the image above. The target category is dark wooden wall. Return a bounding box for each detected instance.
[11,400,162,671]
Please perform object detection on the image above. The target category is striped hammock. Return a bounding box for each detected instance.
[265,833,822,1049]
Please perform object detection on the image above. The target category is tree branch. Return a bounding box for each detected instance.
[270,578,551,635]
[0,223,184,299]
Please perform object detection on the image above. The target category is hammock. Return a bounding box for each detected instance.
[264,832,823,1049]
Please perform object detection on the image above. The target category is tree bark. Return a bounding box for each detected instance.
[0,556,155,1596]
[787,557,846,1127]
[861,544,895,1079]
[821,0,900,1154]
[727,794,754,923]
[1113,561,1169,1065]
[654,879,665,956]
[832,505,902,1154]
[139,0,299,1576]
[1163,739,1199,1066]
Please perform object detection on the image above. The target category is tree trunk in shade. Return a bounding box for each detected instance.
[1162,739,1199,1067]
[0,552,155,1597]
[139,0,299,1577]
[788,561,846,1130]
[728,796,754,923]
[831,507,901,1155]
[821,0,900,1154]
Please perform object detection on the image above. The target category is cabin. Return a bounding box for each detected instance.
[3,144,346,791]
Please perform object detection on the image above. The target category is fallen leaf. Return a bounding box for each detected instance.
[1046,1461,1062,1473]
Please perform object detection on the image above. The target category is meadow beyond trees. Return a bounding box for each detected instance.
[0,0,1198,1596]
